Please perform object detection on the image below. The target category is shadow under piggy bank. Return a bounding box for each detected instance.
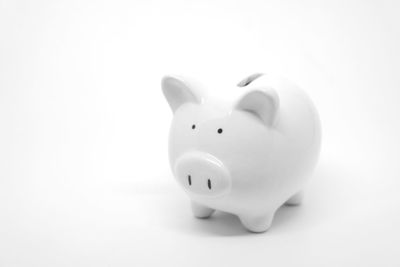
[186,204,304,237]
[173,163,348,236]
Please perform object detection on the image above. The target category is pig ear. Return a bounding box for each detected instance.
[161,76,200,113]
[235,89,279,126]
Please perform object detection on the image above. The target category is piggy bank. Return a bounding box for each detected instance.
[161,73,321,232]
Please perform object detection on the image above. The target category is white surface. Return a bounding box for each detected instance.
[0,0,399,266]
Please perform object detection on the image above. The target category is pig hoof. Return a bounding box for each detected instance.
[191,202,215,218]
[239,213,274,233]
[285,191,304,206]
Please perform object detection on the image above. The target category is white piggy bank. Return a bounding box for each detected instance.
[162,73,321,233]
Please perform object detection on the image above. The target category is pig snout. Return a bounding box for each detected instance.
[174,152,231,197]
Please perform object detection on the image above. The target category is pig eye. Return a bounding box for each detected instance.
[191,124,196,130]
[217,128,223,134]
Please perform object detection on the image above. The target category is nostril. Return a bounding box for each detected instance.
[207,179,212,190]
[188,175,192,186]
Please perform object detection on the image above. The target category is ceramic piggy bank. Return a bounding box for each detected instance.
[162,73,321,232]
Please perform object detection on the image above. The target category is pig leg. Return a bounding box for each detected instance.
[239,212,275,233]
[285,191,304,206]
[191,201,215,218]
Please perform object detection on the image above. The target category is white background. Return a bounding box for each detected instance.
[1,0,399,266]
